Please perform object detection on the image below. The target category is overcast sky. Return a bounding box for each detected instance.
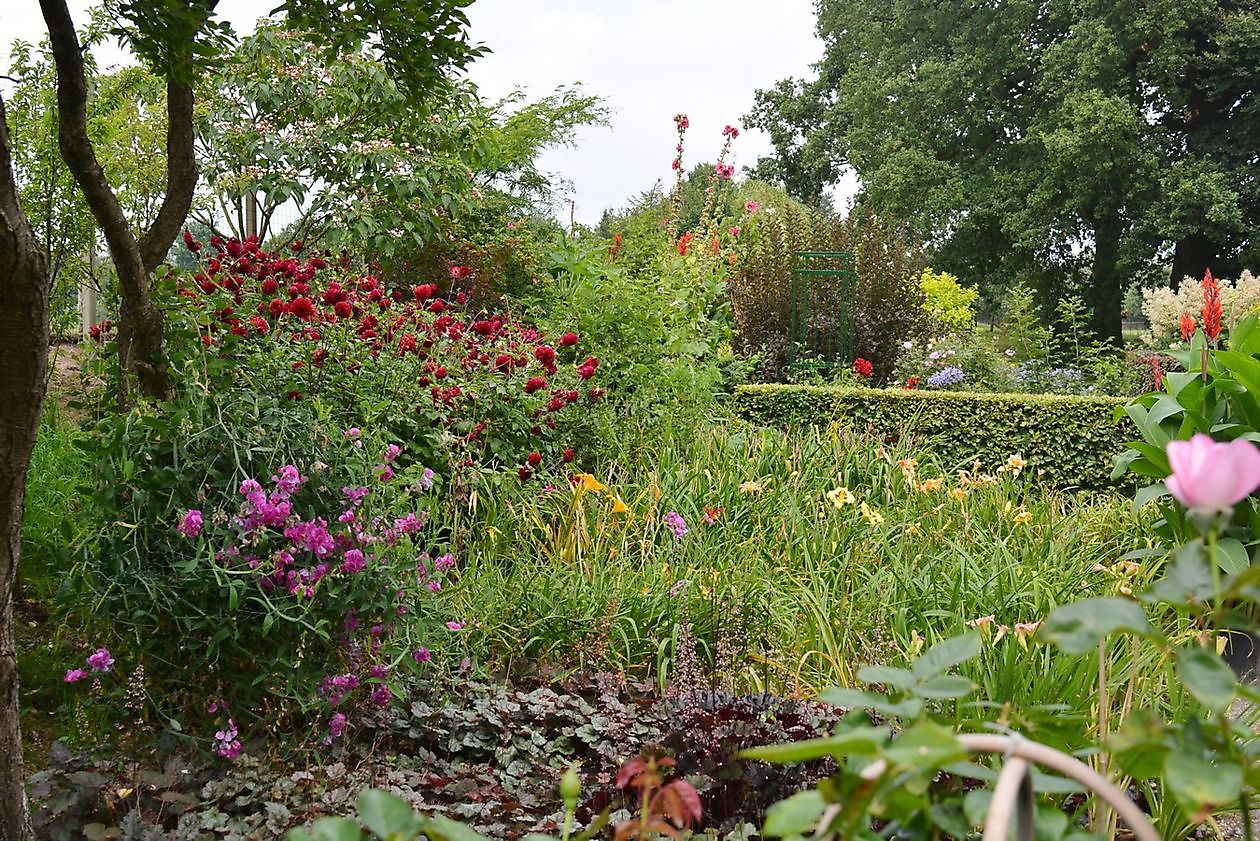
[0,0,854,226]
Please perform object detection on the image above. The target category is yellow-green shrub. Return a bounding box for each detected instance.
[919,268,978,329]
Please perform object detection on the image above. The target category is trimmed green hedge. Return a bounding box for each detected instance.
[734,384,1132,489]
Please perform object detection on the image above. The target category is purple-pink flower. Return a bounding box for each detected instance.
[446,621,464,631]
[86,648,114,672]
[1166,434,1260,513]
[327,712,347,741]
[177,509,203,538]
[663,511,688,538]
[64,669,86,683]
[419,467,435,491]
[412,647,431,664]
[271,465,304,497]
[744,200,760,213]
[383,443,401,463]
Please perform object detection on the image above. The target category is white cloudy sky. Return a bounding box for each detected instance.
[0,0,854,225]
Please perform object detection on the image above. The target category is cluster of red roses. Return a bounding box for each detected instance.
[170,233,603,479]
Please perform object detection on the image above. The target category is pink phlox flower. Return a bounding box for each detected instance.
[86,648,114,672]
[177,509,203,538]
[271,465,304,497]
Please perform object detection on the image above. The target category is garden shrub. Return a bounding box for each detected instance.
[734,384,1131,489]
[918,267,977,330]
[731,201,927,381]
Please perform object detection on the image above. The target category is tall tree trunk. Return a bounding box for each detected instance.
[0,94,50,841]
[1088,216,1124,346]
[41,0,199,402]
[1169,232,1218,291]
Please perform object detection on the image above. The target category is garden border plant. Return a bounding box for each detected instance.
[734,384,1131,489]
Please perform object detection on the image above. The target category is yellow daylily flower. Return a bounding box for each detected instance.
[574,473,608,493]
[1005,454,1027,473]
[948,487,967,502]
[826,486,856,508]
[739,480,764,494]
[918,478,943,493]
[1014,620,1042,650]
[1012,507,1033,525]
[610,496,630,515]
[859,502,884,526]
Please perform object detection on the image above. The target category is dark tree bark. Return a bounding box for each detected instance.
[40,0,199,401]
[0,93,51,841]
[1169,232,1222,291]
[1088,215,1124,347]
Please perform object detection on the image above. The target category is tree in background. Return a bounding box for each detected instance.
[747,0,1260,344]
[0,2,482,837]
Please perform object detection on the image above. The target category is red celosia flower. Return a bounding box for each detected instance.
[1201,270,1222,342]
[1179,312,1197,341]
[853,357,874,378]
[524,377,547,394]
[559,332,579,348]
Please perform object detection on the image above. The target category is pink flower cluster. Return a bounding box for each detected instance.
[65,647,114,683]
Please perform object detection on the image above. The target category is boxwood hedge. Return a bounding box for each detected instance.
[734,384,1132,489]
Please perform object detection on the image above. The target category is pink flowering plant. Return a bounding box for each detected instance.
[71,422,465,755]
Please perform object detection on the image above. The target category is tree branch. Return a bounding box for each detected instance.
[139,79,196,272]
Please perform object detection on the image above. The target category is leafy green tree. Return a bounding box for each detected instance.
[197,22,605,259]
[748,0,1260,343]
[0,2,482,837]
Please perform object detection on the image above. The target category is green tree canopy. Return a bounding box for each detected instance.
[747,0,1260,342]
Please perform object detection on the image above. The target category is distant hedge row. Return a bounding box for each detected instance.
[734,384,1132,489]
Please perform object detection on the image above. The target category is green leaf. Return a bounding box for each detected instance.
[856,664,917,690]
[910,632,980,680]
[1175,647,1237,714]
[1041,598,1152,655]
[357,789,422,839]
[1147,541,1214,605]
[762,790,827,838]
[289,818,364,841]
[1217,537,1251,576]
[1132,482,1169,512]
[1163,749,1243,819]
[422,815,496,841]
[882,720,965,769]
[819,687,923,718]
[914,674,976,700]
[741,725,885,763]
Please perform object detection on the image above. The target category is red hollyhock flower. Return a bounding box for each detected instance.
[559,332,579,347]
[524,377,547,394]
[853,357,874,378]
[1201,270,1222,342]
[1179,312,1197,341]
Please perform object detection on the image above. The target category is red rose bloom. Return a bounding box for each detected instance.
[524,377,547,394]
[853,357,874,378]
[559,332,578,347]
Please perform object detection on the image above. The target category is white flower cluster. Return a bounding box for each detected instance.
[1140,271,1260,342]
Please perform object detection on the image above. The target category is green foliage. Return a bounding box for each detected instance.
[748,0,1260,340]
[735,384,1131,489]
[919,268,978,330]
[730,198,928,381]
[1113,312,1260,551]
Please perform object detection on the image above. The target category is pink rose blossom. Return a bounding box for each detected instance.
[1166,434,1260,512]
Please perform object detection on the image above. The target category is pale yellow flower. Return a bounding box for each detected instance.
[897,458,918,483]
[826,486,856,508]
[918,478,943,493]
[967,614,1008,643]
[1005,454,1027,473]
[904,522,922,536]
[739,480,764,494]
[1014,620,1042,649]
[948,487,968,502]
[1012,507,1033,525]
[859,502,884,526]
